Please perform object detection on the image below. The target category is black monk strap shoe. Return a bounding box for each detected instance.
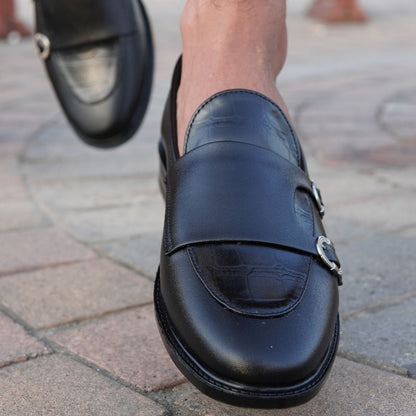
[154,60,343,409]
[34,0,153,148]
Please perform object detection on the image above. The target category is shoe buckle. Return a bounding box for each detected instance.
[311,181,325,217]
[34,33,51,60]
[316,236,343,285]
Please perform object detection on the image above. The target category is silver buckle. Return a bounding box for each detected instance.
[311,181,325,217]
[316,236,343,285]
[34,33,51,60]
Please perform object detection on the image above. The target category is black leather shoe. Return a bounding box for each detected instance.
[34,0,153,148]
[155,60,343,409]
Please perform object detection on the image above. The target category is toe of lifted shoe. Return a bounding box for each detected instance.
[35,0,153,148]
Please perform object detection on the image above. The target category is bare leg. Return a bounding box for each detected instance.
[177,0,289,155]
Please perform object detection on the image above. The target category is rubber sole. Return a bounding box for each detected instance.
[154,271,340,409]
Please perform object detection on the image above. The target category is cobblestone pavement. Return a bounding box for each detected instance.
[1,1,416,415]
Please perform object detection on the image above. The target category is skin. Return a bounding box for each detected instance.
[177,0,290,155]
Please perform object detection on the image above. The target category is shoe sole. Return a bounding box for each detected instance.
[154,271,340,409]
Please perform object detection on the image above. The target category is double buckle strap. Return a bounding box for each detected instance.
[311,180,325,217]
[316,236,343,285]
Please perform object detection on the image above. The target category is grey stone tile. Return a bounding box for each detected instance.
[340,296,416,371]
[399,225,416,238]
[337,233,416,314]
[167,358,416,416]
[61,201,164,244]
[24,122,102,160]
[0,259,153,329]
[0,174,27,202]
[0,354,168,416]
[0,137,26,155]
[33,176,160,211]
[311,168,396,206]
[379,89,416,140]
[0,157,27,201]
[332,190,416,232]
[97,232,161,278]
[374,166,416,191]
[22,153,158,182]
[25,121,159,161]
[0,200,49,232]
[322,215,374,244]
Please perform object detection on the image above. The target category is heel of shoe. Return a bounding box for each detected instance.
[158,139,167,199]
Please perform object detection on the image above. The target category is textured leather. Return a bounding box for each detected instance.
[155,59,341,408]
[35,0,139,50]
[35,0,153,148]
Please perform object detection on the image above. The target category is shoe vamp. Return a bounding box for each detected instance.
[188,186,316,316]
[55,40,119,104]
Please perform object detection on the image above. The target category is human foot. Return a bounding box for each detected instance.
[176,0,290,155]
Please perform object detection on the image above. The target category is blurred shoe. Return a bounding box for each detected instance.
[34,0,153,148]
[155,59,343,408]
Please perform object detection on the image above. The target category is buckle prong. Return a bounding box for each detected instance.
[34,33,51,60]
[311,181,325,217]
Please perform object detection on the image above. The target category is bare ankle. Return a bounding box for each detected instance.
[177,0,289,155]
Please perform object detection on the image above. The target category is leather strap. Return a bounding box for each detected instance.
[164,142,340,268]
[35,0,140,50]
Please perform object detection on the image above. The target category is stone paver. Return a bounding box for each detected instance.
[0,259,153,329]
[0,228,96,276]
[0,312,48,368]
[336,233,416,315]
[60,201,164,243]
[0,200,49,232]
[310,168,396,207]
[0,157,27,201]
[50,305,185,392]
[374,166,416,191]
[0,354,168,416]
[340,296,416,371]
[0,171,27,201]
[380,89,416,139]
[97,232,161,278]
[34,176,160,211]
[169,358,416,416]
[22,146,159,182]
[331,191,416,232]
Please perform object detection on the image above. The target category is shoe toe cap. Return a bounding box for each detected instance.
[161,246,339,388]
[46,34,149,146]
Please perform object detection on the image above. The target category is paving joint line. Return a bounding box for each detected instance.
[337,350,412,379]
[0,350,54,371]
[44,343,186,402]
[342,289,416,322]
[36,301,155,335]
[0,257,99,279]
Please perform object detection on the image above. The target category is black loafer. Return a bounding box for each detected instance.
[34,0,153,148]
[155,60,343,409]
